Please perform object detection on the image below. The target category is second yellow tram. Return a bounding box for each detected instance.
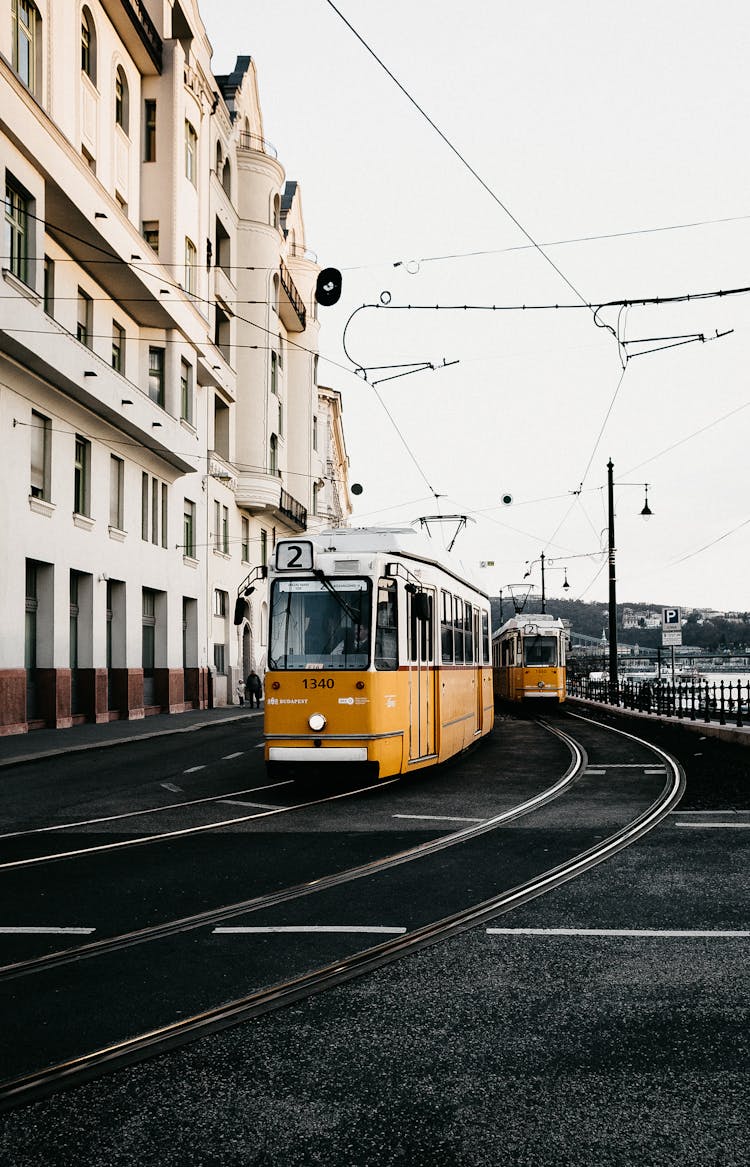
[492,613,567,705]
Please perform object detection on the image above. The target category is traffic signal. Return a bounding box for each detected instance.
[315,267,342,307]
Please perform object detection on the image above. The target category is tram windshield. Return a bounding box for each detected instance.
[523,635,558,666]
[269,578,372,670]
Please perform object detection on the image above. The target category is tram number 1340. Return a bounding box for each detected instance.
[302,678,335,689]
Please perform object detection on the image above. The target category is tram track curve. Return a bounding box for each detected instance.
[0,714,683,1111]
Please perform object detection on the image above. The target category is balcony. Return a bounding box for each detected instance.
[235,473,307,532]
[279,488,307,531]
[100,0,162,73]
[237,132,278,158]
[278,261,306,332]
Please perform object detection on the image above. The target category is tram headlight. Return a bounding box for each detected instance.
[537,681,545,689]
[308,713,327,732]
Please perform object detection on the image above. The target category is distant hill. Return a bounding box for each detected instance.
[489,597,750,652]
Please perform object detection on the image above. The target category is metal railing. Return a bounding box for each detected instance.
[278,260,306,330]
[279,488,307,531]
[237,131,278,159]
[569,675,750,728]
[124,0,162,70]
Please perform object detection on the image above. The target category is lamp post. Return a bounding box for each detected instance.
[524,552,571,613]
[606,459,653,701]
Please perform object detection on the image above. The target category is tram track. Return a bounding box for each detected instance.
[0,714,682,1111]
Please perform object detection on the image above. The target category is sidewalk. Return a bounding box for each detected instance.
[568,695,750,748]
[0,705,263,769]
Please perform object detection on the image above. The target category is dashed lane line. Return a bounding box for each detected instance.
[213,926,407,935]
[222,752,244,760]
[160,782,182,793]
[183,766,206,774]
[0,927,96,935]
[486,928,750,938]
[392,813,484,824]
[219,800,283,811]
[675,822,750,829]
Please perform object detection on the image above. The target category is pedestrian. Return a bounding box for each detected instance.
[235,678,246,707]
[246,669,262,708]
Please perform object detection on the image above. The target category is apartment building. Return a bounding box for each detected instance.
[0,0,348,734]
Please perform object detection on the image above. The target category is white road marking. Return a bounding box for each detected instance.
[222,752,244,760]
[392,814,484,824]
[675,822,750,829]
[255,743,265,749]
[219,800,282,810]
[213,925,406,935]
[672,810,749,815]
[593,764,667,769]
[160,782,182,792]
[585,769,606,775]
[486,928,750,938]
[644,768,667,774]
[0,926,96,934]
[183,766,205,774]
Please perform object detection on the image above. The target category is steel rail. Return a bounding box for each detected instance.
[0,723,584,983]
[0,716,681,1112]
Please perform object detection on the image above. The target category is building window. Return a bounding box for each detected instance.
[115,66,129,132]
[112,321,125,372]
[148,346,164,407]
[142,588,156,675]
[184,237,196,294]
[74,436,90,516]
[312,482,318,516]
[312,414,318,451]
[43,256,54,315]
[214,589,227,618]
[142,221,159,254]
[278,400,284,438]
[180,358,193,424]
[221,158,231,197]
[109,454,124,529]
[260,528,267,567]
[213,501,229,554]
[185,121,197,185]
[269,433,278,474]
[5,181,30,285]
[183,499,195,557]
[213,643,225,674]
[241,516,249,562]
[81,7,96,83]
[151,476,158,545]
[77,288,92,348]
[30,410,50,501]
[161,483,168,549]
[270,350,278,395]
[144,99,156,161]
[12,0,38,92]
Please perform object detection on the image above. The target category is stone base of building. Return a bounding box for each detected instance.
[0,667,212,735]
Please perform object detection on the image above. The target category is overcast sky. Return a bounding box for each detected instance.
[204,0,750,612]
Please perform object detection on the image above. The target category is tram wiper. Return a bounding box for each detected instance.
[312,570,361,625]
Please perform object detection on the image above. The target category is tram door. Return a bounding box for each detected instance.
[407,589,436,760]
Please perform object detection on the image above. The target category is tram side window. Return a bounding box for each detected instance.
[408,591,434,662]
[502,637,513,666]
[375,579,398,670]
[482,611,490,663]
[453,596,464,664]
[441,589,453,663]
[464,602,474,663]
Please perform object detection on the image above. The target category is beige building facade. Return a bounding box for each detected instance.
[0,0,350,734]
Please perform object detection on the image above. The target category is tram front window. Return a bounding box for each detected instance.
[269,579,371,669]
[524,636,557,666]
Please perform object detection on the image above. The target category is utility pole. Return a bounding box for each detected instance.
[607,459,618,698]
[540,551,546,614]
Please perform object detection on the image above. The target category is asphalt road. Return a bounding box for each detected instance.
[0,708,748,1166]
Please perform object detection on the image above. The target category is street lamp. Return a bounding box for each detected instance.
[606,459,654,698]
[524,552,571,614]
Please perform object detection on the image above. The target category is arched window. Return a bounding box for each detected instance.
[115,66,129,133]
[222,158,231,197]
[272,272,279,315]
[12,0,40,94]
[81,7,97,83]
[269,434,278,474]
[272,193,280,229]
[215,142,223,173]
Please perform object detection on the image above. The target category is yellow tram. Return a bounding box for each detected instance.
[492,613,567,705]
[264,528,494,780]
